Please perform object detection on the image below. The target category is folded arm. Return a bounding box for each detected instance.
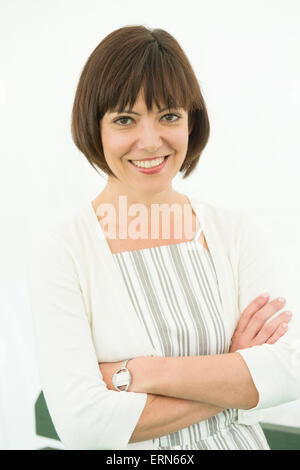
[98,351,256,443]
[129,394,226,444]
[98,360,227,443]
[137,353,259,409]
[100,353,258,410]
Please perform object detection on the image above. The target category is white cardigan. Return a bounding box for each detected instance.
[27,192,300,450]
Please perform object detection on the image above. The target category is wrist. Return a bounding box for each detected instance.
[129,356,165,394]
[143,355,166,394]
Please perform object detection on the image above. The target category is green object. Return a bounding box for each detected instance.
[37,447,61,450]
[35,391,60,441]
[260,422,300,450]
[34,391,300,450]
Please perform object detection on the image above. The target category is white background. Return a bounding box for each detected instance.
[1,0,300,450]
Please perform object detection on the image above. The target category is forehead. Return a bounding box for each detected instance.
[107,106,184,117]
[108,95,164,114]
[107,97,186,118]
[104,84,188,117]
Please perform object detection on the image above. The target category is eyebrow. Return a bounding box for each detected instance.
[112,106,175,116]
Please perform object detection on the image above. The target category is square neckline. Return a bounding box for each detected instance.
[111,223,205,255]
[88,196,208,255]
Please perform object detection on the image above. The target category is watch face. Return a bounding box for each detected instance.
[113,369,131,391]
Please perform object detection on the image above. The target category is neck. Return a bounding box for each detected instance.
[96,182,189,211]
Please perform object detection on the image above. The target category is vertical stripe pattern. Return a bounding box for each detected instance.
[112,228,270,450]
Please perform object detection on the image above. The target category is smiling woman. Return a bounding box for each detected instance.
[97,89,190,202]
[28,24,300,452]
[71,25,210,182]
[70,25,213,249]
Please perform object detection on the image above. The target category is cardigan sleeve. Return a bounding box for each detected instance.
[234,213,300,425]
[26,230,148,450]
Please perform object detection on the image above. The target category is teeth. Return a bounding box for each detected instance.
[131,156,166,168]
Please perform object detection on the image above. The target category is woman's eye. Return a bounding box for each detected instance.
[162,113,180,122]
[114,116,133,126]
[114,113,180,126]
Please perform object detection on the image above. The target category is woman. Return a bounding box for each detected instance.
[28,25,300,450]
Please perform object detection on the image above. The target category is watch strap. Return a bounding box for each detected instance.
[112,359,132,392]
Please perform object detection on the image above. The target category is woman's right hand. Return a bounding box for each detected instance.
[229,294,293,353]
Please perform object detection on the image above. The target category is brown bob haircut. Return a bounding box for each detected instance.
[71,25,210,179]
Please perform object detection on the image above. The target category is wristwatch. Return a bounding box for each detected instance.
[112,359,132,392]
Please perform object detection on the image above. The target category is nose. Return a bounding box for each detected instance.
[136,119,163,154]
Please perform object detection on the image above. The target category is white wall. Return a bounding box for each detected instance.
[1,0,300,449]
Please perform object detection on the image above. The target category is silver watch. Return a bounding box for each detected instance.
[112,359,132,392]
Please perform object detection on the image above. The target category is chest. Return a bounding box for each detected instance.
[103,214,209,254]
[107,232,209,253]
[82,203,239,361]
[112,241,228,356]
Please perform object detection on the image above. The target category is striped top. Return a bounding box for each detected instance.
[112,222,270,450]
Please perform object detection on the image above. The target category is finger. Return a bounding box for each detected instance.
[244,296,287,341]
[265,322,289,345]
[235,294,270,335]
[252,311,292,345]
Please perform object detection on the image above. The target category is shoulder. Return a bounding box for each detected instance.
[207,204,268,254]
[189,194,266,255]
[29,206,91,263]
[204,202,243,226]
[190,195,244,236]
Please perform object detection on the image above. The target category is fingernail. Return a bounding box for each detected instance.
[278,297,286,303]
[286,311,293,316]
[261,292,270,298]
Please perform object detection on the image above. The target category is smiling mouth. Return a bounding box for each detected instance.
[129,155,168,167]
[128,155,169,162]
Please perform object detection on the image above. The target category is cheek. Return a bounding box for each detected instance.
[102,131,129,161]
[167,125,189,150]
